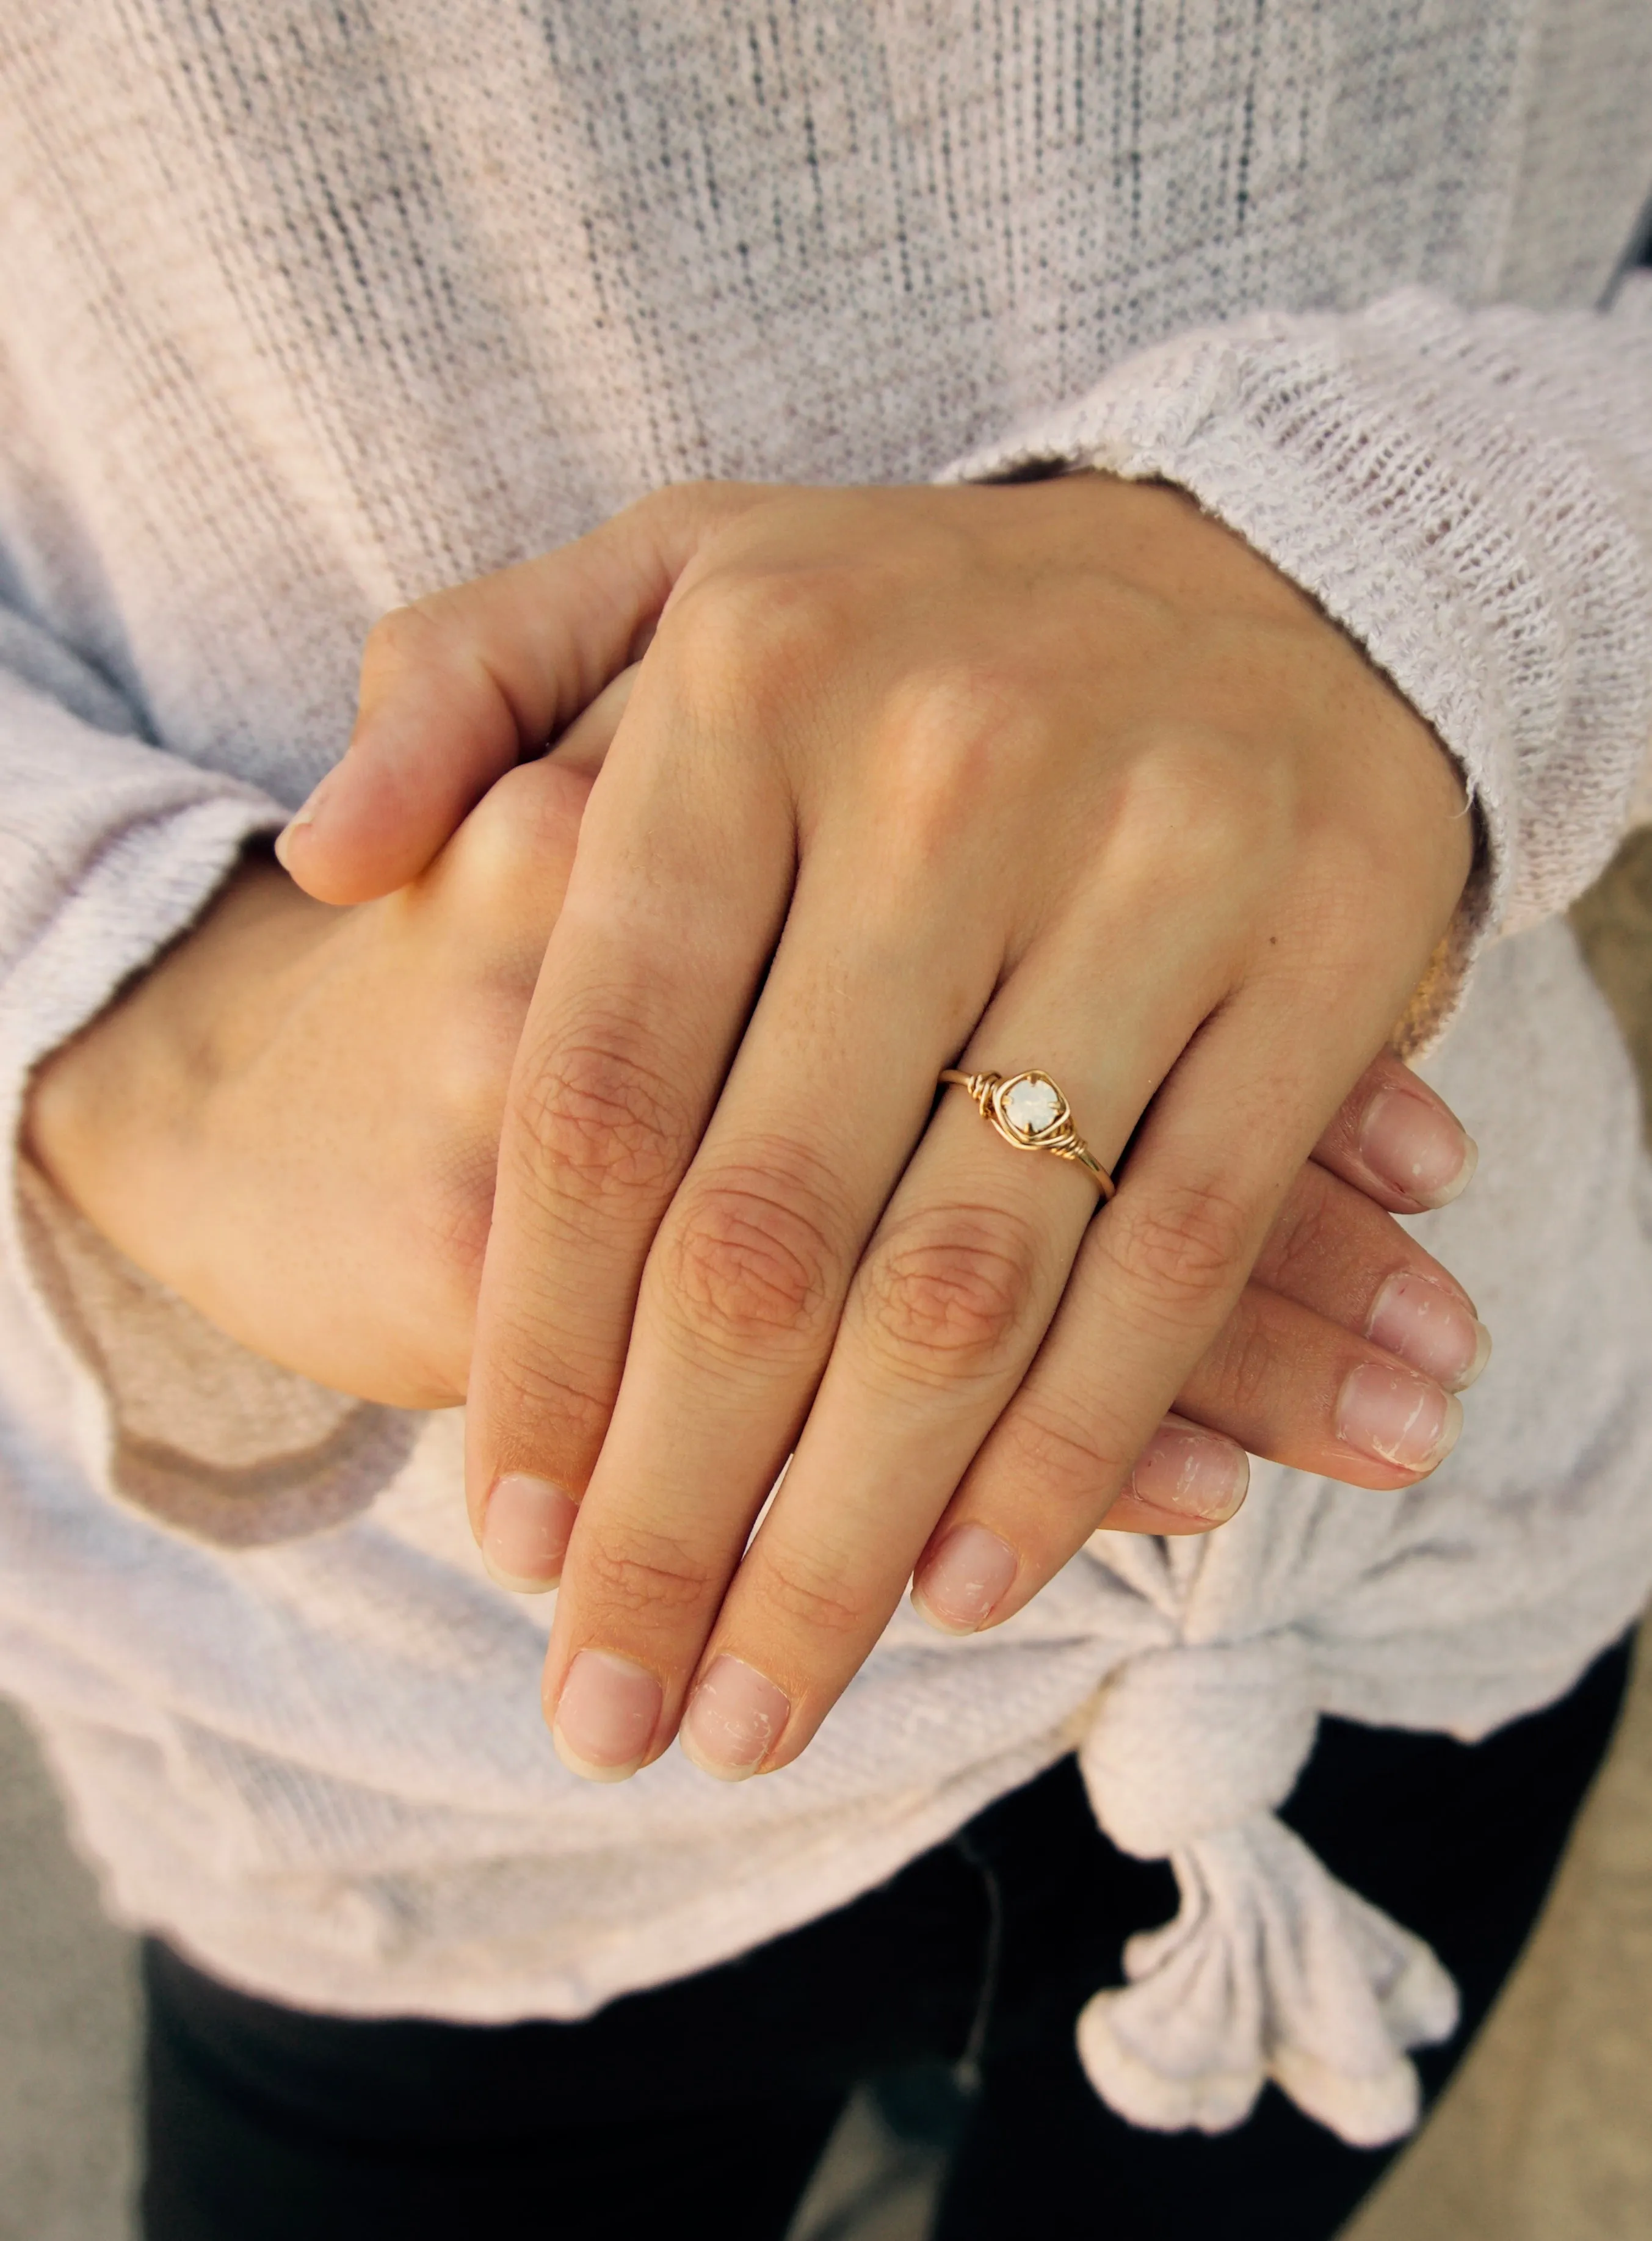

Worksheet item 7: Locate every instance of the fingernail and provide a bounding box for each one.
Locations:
[272,778,330,871]
[552,1649,662,1783]
[912,1523,1019,1635]
[680,1656,791,1781]
[1366,1273,1492,1392]
[480,1473,578,1591]
[1129,1421,1250,1522]
[1359,1086,1479,1208]
[1336,1361,1463,1472]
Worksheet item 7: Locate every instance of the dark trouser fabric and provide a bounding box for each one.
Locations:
[142,1635,1631,2241]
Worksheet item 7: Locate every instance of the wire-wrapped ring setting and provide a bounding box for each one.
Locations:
[938,1069,1115,1200]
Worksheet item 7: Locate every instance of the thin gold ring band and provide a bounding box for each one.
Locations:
[939,1069,1116,1201]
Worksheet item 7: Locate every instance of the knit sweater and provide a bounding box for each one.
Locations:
[4,0,1652,2149]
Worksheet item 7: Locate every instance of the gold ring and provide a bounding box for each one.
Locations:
[939,1069,1115,1200]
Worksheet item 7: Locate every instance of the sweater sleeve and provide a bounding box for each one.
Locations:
[0,604,283,1121]
[944,276,1652,1048]
[0,605,418,1546]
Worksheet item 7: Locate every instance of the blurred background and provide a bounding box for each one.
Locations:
[4,830,1651,2241]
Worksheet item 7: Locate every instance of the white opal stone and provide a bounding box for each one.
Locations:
[1002,1076,1060,1134]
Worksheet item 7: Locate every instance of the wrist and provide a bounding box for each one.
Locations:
[23,850,333,1251]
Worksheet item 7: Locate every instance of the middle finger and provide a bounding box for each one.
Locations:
[539,912,1200,1781]
[656,965,1208,1779]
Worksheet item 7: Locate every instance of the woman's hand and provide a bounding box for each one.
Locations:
[279,475,1477,1785]
[24,647,1477,1550]
[24,750,597,1406]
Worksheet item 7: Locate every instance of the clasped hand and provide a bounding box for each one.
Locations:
[279,473,1476,1783]
[30,474,1480,1786]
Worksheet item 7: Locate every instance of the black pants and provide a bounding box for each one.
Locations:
[142,1637,1631,2241]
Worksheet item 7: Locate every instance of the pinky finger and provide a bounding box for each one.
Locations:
[913,1259,1474,1635]
[1312,1049,1478,1215]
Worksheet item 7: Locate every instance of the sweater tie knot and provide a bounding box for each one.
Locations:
[1071,1630,1459,2145]
[1078,1634,1317,1857]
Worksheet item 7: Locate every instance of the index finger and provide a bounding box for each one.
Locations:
[462,665,794,1565]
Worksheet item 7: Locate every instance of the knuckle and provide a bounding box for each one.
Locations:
[486,1333,615,1471]
[358,599,444,692]
[874,662,1032,855]
[509,1018,694,1208]
[464,758,587,876]
[1117,727,1228,826]
[1106,1176,1255,1320]
[892,658,1024,748]
[656,1151,846,1363]
[668,562,853,710]
[752,1546,865,1639]
[578,1526,717,1621]
[856,1203,1043,1386]
[1109,730,1279,894]
[992,1396,1120,1511]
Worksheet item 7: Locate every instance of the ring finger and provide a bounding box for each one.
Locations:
[676,964,1461,1775]
[540,938,1203,1782]
[909,1006,1481,1642]
[661,985,1203,1781]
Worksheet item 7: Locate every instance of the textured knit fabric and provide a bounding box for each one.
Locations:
[3,0,1652,2151]
[134,1645,1636,2241]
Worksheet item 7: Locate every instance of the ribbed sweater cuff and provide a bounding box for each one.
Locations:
[1,793,281,1121]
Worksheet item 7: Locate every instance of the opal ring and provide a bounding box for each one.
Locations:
[938,1069,1115,1200]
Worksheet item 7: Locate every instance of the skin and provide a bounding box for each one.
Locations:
[24,687,1477,1438]
[244,471,1480,1787]
[26,755,594,1407]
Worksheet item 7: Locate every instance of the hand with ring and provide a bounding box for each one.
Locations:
[277,474,1479,1784]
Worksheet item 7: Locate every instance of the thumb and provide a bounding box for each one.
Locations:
[275,480,761,904]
